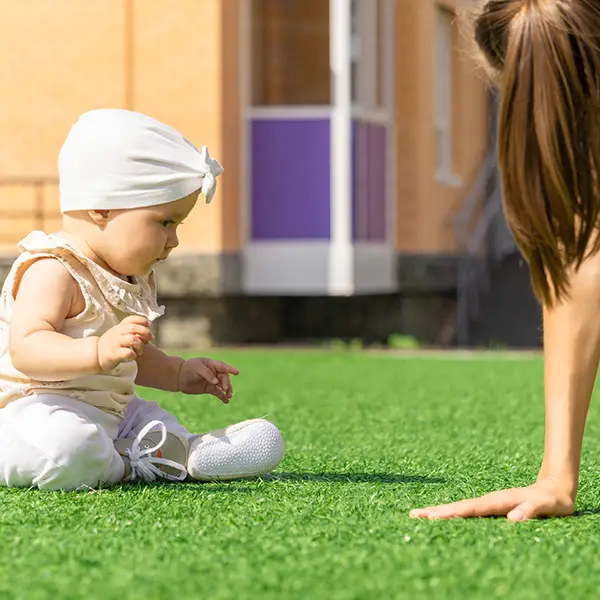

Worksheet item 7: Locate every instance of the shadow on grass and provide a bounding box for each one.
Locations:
[111,482,257,493]
[573,509,600,517]
[32,472,445,495]
[269,472,446,484]
[106,472,446,491]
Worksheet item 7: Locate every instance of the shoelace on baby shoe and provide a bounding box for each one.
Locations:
[124,420,188,483]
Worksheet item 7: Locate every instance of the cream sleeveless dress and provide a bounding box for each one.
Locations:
[0,231,164,418]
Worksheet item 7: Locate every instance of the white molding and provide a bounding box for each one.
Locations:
[329,0,354,295]
[384,0,397,251]
[435,7,454,176]
[243,242,331,295]
[353,242,397,294]
[243,241,398,295]
[350,106,390,125]
[246,106,332,120]
[239,0,251,253]
[435,170,463,188]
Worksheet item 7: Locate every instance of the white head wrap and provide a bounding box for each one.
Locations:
[58,108,224,213]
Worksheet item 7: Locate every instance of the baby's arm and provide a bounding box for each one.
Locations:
[9,258,151,381]
[135,343,183,392]
[136,343,238,403]
[9,258,100,381]
[410,250,600,520]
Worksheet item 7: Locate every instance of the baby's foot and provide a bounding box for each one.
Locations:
[114,420,189,483]
[187,419,284,482]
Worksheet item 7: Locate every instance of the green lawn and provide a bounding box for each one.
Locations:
[2,349,600,600]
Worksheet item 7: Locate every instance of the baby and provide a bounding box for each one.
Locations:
[0,108,284,490]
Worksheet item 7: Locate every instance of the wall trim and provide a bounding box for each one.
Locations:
[0,251,475,297]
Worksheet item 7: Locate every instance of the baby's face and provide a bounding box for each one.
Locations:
[93,191,199,276]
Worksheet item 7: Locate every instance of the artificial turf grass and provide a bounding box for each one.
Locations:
[1,350,600,600]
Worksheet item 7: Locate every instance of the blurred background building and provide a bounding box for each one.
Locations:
[0,0,541,348]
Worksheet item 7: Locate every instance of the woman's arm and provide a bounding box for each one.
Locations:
[410,252,600,520]
[538,255,600,497]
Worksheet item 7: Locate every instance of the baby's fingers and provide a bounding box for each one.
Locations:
[124,324,153,343]
[121,315,151,328]
[116,345,138,362]
[211,360,240,376]
[206,383,230,404]
[120,334,145,357]
[218,373,232,397]
[195,362,219,386]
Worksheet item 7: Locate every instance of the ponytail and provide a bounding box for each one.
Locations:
[467,0,600,306]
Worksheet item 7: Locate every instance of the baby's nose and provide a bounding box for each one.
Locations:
[167,232,179,250]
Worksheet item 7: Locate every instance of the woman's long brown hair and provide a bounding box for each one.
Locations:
[461,0,600,306]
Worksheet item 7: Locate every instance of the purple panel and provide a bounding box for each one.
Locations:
[352,121,387,242]
[251,119,330,240]
[352,122,369,241]
[368,124,386,241]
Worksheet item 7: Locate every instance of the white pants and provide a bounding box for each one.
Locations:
[0,393,192,491]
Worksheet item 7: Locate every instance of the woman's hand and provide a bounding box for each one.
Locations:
[410,476,575,521]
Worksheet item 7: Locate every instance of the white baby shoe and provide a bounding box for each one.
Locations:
[114,420,189,483]
[187,418,284,481]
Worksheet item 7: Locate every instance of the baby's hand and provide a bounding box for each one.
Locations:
[177,357,240,403]
[97,315,153,371]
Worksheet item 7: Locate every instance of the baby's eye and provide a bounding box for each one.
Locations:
[161,220,175,227]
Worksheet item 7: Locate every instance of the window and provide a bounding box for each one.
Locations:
[251,0,330,106]
[351,0,360,103]
[435,7,454,178]
[351,0,386,110]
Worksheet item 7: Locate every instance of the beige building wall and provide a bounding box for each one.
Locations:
[0,0,489,258]
[0,0,126,249]
[0,0,240,254]
[395,0,489,253]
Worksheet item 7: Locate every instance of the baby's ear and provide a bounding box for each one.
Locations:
[88,210,110,226]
